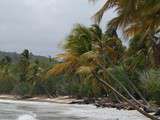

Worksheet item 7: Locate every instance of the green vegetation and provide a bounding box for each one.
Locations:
[48,23,160,104]
[140,69,160,104]
[48,1,159,119]
[0,50,57,97]
[0,0,159,119]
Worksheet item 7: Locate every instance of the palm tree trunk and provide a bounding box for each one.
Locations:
[93,72,159,120]
[153,42,160,68]
[98,63,147,108]
[121,65,150,106]
[99,47,149,108]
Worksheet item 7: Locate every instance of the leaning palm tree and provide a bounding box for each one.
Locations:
[48,24,97,97]
[48,24,123,96]
[49,24,143,103]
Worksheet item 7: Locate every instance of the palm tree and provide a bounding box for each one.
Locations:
[49,24,140,100]
[49,24,92,75]
[18,49,30,82]
[0,56,12,79]
[48,24,97,97]
[90,0,160,67]
[48,24,110,96]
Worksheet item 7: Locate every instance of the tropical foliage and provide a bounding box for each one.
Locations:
[90,0,160,68]
[48,24,147,101]
[140,69,160,104]
[0,50,60,97]
[48,22,160,119]
[0,1,159,119]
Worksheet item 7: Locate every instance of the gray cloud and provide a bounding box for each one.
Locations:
[0,0,116,56]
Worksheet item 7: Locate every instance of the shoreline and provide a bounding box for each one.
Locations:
[0,94,148,110]
[0,94,159,118]
[0,95,158,112]
[0,96,150,120]
[0,95,83,104]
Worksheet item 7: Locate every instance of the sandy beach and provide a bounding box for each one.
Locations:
[0,95,81,104]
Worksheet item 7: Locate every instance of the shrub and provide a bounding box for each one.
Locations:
[15,82,31,96]
[140,69,160,104]
[0,79,14,94]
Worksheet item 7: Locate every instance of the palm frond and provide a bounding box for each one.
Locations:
[48,63,70,76]
[76,66,95,75]
[93,0,118,24]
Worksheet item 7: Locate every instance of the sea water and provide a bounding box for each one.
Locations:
[0,99,149,120]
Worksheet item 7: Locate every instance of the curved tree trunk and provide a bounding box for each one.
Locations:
[93,72,159,120]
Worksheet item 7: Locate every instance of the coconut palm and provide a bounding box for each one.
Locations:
[49,24,141,99]
[49,24,123,75]
[90,0,160,67]
[48,24,98,97]
[49,24,92,75]
[48,24,121,96]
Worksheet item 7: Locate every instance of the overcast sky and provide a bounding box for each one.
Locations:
[0,0,116,56]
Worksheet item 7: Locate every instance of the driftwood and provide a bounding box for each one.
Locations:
[155,109,160,116]
[93,72,160,120]
[95,99,145,110]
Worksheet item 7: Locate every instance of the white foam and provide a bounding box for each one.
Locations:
[17,114,37,120]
